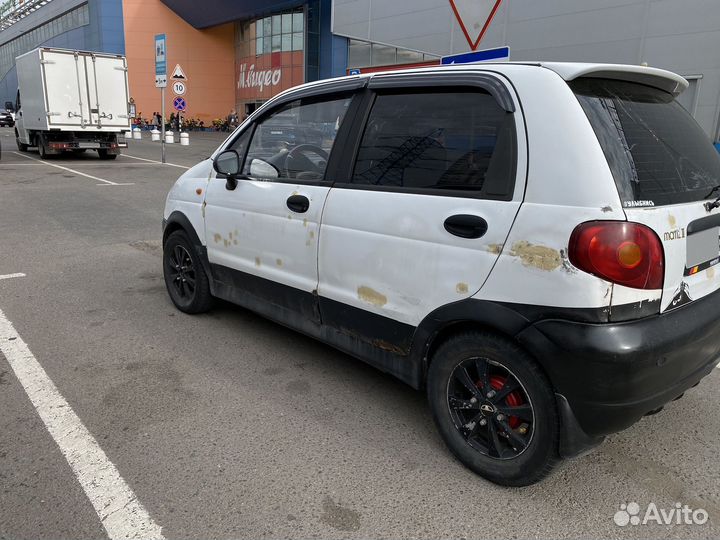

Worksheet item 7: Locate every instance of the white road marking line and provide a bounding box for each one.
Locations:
[0,273,26,280]
[0,307,164,540]
[11,152,133,186]
[119,154,190,170]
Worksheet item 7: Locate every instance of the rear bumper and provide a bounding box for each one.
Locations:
[517,290,720,440]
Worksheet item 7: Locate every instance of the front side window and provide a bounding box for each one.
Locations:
[242,95,351,181]
[351,90,517,198]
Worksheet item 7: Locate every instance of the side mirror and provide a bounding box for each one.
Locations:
[213,149,241,190]
[214,149,240,176]
[249,158,279,180]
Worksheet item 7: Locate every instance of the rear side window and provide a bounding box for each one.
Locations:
[572,78,720,207]
[350,90,517,198]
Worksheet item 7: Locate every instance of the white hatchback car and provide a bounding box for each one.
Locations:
[163,63,720,486]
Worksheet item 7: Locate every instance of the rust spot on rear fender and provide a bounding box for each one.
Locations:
[509,241,562,271]
[456,282,469,294]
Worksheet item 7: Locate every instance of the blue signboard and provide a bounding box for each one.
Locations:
[441,46,510,65]
[173,97,187,112]
[155,34,167,88]
[348,68,361,75]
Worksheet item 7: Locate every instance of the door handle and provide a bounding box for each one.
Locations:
[444,214,488,239]
[287,194,310,213]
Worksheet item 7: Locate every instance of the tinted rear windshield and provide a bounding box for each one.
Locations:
[572,78,720,207]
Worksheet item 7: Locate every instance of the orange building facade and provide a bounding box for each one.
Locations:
[122,0,235,125]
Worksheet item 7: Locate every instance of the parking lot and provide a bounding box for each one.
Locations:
[0,124,719,539]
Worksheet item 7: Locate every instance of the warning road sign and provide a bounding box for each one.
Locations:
[171,64,187,80]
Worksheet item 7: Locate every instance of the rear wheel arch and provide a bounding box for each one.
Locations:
[413,299,548,385]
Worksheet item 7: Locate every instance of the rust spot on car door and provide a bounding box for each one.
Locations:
[357,286,387,307]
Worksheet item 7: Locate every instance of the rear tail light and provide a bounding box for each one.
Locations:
[569,221,664,289]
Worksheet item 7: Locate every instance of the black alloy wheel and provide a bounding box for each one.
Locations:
[447,356,534,459]
[162,230,213,314]
[427,331,559,486]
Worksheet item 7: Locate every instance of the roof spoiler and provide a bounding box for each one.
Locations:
[541,63,689,97]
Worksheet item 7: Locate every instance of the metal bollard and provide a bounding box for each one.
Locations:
[132,128,142,140]
[165,130,174,144]
[151,129,161,142]
[180,132,189,146]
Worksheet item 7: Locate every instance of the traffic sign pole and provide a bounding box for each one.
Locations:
[155,33,167,163]
[161,87,166,163]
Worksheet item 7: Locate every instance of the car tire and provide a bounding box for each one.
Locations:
[427,331,559,486]
[98,149,117,160]
[163,230,213,314]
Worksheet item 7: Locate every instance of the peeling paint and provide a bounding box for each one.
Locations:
[309,231,315,239]
[195,188,203,196]
[560,249,577,274]
[276,259,283,267]
[372,339,406,355]
[357,286,387,307]
[213,233,222,243]
[303,218,308,227]
[668,214,677,228]
[255,257,261,267]
[509,241,562,271]
[487,243,503,255]
[601,205,613,213]
[456,282,469,294]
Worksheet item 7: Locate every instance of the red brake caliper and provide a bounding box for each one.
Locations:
[479,375,524,429]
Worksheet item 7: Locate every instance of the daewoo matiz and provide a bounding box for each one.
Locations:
[163,62,720,486]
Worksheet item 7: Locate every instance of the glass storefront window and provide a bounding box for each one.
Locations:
[282,13,292,34]
[292,32,304,51]
[292,12,304,33]
[371,44,396,66]
[348,39,371,68]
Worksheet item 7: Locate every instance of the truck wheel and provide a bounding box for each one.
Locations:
[15,132,28,152]
[427,331,560,486]
[163,230,213,314]
[98,150,117,160]
[37,138,50,160]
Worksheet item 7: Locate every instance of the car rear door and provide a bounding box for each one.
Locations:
[317,72,527,352]
[573,77,720,313]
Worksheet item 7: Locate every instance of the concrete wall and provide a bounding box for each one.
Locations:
[332,0,720,140]
[122,0,235,124]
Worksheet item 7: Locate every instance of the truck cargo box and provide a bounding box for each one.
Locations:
[16,48,130,132]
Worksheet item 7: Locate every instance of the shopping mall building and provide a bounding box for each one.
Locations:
[1,0,719,139]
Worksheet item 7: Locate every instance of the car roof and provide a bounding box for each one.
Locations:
[287,61,689,99]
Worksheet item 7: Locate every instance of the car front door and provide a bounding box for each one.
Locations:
[203,92,354,324]
[317,74,527,352]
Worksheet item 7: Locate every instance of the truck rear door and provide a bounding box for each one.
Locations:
[85,54,129,129]
[41,49,89,128]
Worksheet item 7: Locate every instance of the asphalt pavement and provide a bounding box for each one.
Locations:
[0,125,718,540]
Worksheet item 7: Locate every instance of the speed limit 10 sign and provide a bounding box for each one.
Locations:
[172,81,186,96]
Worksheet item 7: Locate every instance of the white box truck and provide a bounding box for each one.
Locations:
[14,47,130,160]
